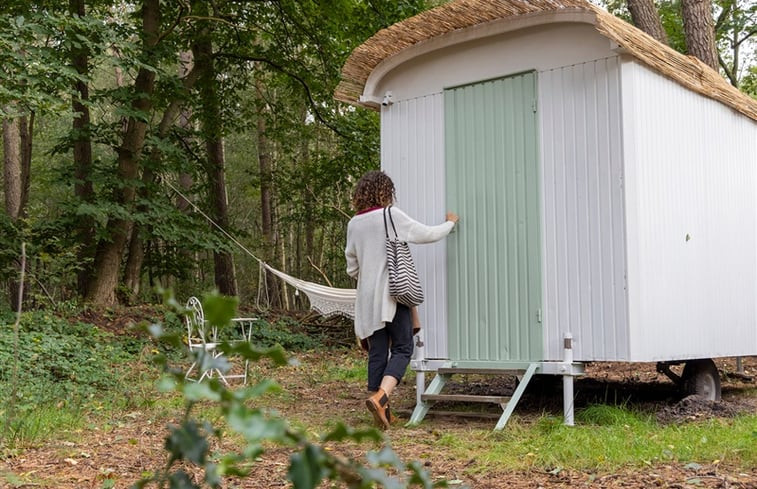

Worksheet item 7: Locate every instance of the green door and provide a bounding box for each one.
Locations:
[445,72,542,363]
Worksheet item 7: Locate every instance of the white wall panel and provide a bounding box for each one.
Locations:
[623,61,757,361]
[372,23,615,105]
[539,57,630,361]
[381,93,449,360]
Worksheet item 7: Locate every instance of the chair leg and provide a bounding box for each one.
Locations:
[185,361,198,381]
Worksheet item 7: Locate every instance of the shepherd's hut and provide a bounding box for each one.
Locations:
[335,0,757,428]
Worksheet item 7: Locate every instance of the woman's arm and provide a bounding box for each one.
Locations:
[390,207,457,244]
[345,228,359,278]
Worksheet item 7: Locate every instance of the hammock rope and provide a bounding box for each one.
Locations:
[166,181,356,318]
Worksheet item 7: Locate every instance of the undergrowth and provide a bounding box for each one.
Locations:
[0,309,161,449]
[248,316,324,351]
[0,307,330,451]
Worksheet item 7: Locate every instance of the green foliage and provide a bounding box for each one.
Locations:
[0,309,149,448]
[0,311,133,402]
[740,65,757,97]
[138,290,444,489]
[248,317,323,351]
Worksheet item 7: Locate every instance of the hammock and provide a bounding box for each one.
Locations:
[168,181,356,319]
[262,264,356,319]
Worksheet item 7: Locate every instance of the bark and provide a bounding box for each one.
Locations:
[627,0,669,45]
[176,51,195,214]
[256,94,281,307]
[301,107,313,281]
[85,0,160,306]
[175,52,196,285]
[3,118,23,220]
[18,114,31,214]
[122,219,145,299]
[681,0,719,70]
[192,12,237,296]
[70,0,96,295]
[122,52,201,297]
[3,113,31,312]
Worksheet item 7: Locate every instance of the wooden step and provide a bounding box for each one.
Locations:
[395,408,502,420]
[437,368,523,376]
[421,394,511,404]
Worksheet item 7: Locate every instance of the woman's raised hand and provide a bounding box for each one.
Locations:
[446,212,459,224]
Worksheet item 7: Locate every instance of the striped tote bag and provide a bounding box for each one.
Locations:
[384,206,424,307]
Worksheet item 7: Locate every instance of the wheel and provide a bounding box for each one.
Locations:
[681,359,721,401]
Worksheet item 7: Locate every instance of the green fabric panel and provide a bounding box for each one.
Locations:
[445,72,543,362]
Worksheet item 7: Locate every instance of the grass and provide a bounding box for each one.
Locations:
[1,404,86,452]
[319,353,367,383]
[2,308,756,484]
[403,404,757,474]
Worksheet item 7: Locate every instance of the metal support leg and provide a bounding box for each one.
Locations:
[494,363,538,430]
[563,332,575,426]
[406,372,450,427]
[415,371,425,406]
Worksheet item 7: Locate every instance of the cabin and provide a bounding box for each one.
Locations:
[335,0,757,428]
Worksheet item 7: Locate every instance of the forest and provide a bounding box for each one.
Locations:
[0,0,439,312]
[0,1,756,487]
[0,0,755,313]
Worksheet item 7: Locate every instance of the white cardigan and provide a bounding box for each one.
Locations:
[345,207,455,339]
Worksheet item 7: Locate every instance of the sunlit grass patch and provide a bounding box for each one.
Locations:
[317,354,367,384]
[459,406,757,473]
[0,404,85,450]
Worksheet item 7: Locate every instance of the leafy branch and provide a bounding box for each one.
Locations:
[135,290,445,489]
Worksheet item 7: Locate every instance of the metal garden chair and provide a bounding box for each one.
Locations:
[184,296,256,386]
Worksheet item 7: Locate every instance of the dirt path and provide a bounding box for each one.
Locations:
[2,354,756,488]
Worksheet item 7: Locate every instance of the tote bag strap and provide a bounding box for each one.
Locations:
[383,206,399,239]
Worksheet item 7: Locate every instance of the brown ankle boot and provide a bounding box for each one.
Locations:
[366,389,391,429]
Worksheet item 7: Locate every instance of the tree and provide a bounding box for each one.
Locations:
[190,1,237,297]
[627,0,669,43]
[0,0,435,310]
[2,114,29,311]
[682,0,719,70]
[85,0,164,305]
[69,0,96,295]
[715,0,757,88]
[621,0,753,80]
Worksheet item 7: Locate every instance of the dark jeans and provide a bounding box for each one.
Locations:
[367,304,414,392]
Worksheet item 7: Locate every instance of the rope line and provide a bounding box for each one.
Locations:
[166,180,264,265]
[165,179,356,318]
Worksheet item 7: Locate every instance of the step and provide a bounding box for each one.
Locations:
[421,394,511,404]
[437,368,523,376]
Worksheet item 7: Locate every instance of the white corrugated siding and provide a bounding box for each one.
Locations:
[539,57,630,361]
[381,93,449,359]
[622,61,757,361]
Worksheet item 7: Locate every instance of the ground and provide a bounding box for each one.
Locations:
[2,340,756,488]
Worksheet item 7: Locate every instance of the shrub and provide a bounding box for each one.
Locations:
[0,310,141,409]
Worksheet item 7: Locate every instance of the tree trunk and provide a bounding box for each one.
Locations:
[627,0,669,45]
[70,0,96,296]
[3,114,26,312]
[256,94,280,307]
[122,52,200,298]
[681,0,718,70]
[85,0,160,306]
[4,118,23,221]
[18,114,32,215]
[122,220,144,300]
[192,10,237,297]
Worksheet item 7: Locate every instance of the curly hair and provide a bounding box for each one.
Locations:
[351,170,395,211]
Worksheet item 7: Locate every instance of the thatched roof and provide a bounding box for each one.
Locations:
[335,0,757,122]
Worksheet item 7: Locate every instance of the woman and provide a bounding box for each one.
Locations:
[345,170,459,429]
